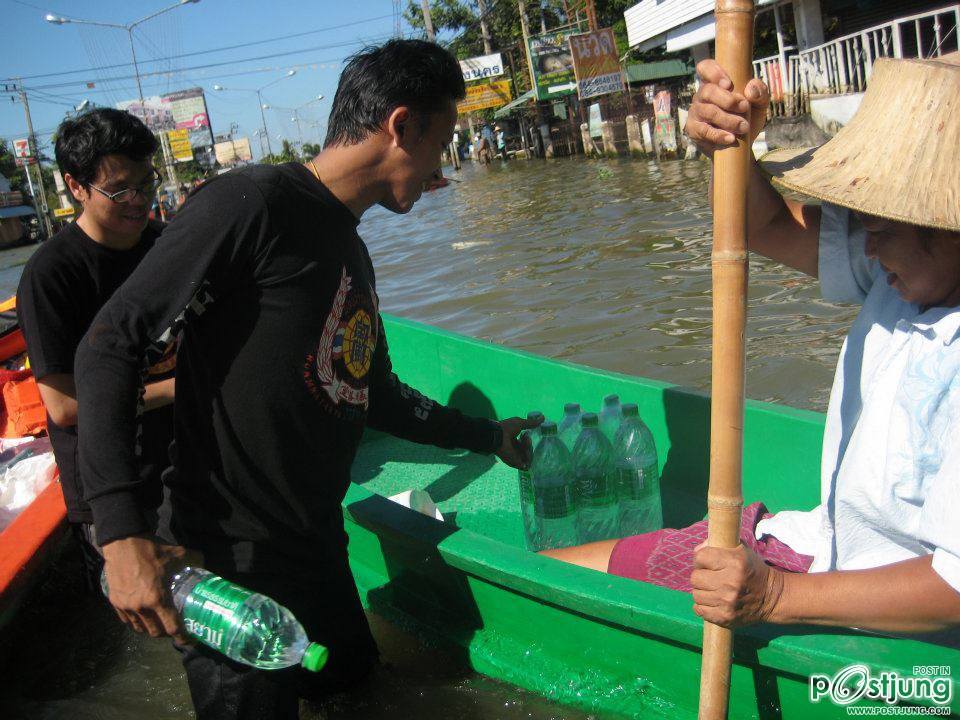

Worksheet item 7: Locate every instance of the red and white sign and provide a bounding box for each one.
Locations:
[13,138,30,158]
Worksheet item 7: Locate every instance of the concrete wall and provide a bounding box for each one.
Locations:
[809,93,864,135]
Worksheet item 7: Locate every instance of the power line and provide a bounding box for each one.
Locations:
[7,13,395,82]
[22,35,393,92]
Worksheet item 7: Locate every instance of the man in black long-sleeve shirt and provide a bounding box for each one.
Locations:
[75,40,535,719]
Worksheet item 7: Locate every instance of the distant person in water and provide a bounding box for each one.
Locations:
[543,53,960,637]
[75,40,537,720]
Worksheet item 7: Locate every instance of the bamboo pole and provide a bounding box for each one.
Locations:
[699,1,755,719]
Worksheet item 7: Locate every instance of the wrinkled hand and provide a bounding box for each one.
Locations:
[495,415,544,470]
[690,542,784,628]
[101,535,203,644]
[684,59,771,158]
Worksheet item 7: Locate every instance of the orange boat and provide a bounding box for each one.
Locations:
[0,296,68,630]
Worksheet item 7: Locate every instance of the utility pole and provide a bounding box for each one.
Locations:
[420,0,435,41]
[518,0,548,157]
[14,79,53,237]
[477,0,493,54]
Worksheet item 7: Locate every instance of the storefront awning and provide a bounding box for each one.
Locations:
[493,89,537,119]
[0,206,36,220]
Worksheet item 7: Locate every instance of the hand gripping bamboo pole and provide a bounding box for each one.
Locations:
[699,1,755,719]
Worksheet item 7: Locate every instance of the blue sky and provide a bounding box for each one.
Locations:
[1,0,409,158]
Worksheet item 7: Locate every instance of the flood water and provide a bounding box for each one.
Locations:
[0,157,858,719]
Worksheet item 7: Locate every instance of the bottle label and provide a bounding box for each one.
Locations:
[534,481,575,519]
[577,471,612,507]
[182,575,254,651]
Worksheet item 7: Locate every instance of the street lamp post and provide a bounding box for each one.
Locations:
[45,1,202,111]
[213,70,296,158]
[281,95,324,147]
[46,1,202,200]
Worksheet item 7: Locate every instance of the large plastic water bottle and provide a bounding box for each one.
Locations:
[102,567,329,672]
[599,394,622,441]
[612,403,663,535]
[571,413,619,543]
[557,402,582,449]
[518,411,545,549]
[530,421,578,551]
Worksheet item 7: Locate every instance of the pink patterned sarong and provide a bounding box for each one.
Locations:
[606,502,813,592]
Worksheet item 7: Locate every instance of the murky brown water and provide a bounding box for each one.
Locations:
[0,157,858,719]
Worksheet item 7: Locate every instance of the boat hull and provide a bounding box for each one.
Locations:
[343,315,959,719]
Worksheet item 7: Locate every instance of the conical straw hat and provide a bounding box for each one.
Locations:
[760,53,960,232]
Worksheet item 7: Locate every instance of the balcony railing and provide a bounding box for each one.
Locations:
[796,4,960,96]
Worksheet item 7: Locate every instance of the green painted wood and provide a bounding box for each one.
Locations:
[343,314,959,718]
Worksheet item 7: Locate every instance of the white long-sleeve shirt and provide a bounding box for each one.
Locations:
[756,204,960,593]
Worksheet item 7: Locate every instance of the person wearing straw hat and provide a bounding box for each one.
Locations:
[543,53,960,636]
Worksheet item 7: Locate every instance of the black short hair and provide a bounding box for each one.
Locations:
[324,40,466,148]
[55,108,158,186]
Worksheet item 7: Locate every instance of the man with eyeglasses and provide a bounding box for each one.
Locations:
[17,108,176,592]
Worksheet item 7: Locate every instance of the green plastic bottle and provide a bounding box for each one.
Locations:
[571,413,619,543]
[599,393,622,442]
[518,411,545,548]
[612,403,662,535]
[103,567,329,672]
[530,421,577,550]
[557,402,583,450]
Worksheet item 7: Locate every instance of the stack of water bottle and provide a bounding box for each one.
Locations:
[518,394,663,552]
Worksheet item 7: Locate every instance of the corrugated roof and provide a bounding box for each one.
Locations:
[625,59,695,83]
[493,89,537,118]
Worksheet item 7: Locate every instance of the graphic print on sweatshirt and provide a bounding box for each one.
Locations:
[304,265,379,422]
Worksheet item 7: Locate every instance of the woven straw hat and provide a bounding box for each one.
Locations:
[760,52,960,232]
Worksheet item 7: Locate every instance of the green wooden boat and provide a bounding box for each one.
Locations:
[343,315,959,719]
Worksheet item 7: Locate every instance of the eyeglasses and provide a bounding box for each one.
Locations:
[88,168,162,204]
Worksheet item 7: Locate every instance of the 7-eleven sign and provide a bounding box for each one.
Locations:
[13,138,31,158]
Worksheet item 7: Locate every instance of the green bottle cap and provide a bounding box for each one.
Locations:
[581,412,598,427]
[622,403,639,417]
[563,402,581,414]
[527,411,544,421]
[301,642,329,672]
[603,394,620,406]
[540,421,557,436]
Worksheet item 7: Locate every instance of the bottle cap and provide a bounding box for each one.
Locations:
[563,402,581,414]
[603,394,620,406]
[581,412,598,427]
[622,403,639,417]
[527,411,544,421]
[301,642,329,672]
[540,421,557,436]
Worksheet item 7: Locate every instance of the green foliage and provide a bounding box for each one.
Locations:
[261,139,301,165]
[301,142,323,158]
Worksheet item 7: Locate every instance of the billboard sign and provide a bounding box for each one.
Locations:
[528,30,578,101]
[456,80,513,115]
[569,27,624,100]
[167,129,194,162]
[214,137,254,166]
[459,52,504,82]
[118,87,214,150]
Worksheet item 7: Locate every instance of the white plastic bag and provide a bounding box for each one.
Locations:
[0,452,57,533]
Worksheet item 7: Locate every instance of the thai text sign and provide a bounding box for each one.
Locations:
[167,129,194,162]
[460,53,504,82]
[456,80,513,115]
[528,30,578,101]
[569,28,623,100]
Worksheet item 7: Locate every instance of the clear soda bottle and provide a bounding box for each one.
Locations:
[518,411,545,549]
[599,394,622,441]
[571,413,619,543]
[612,403,663,535]
[102,567,329,672]
[557,402,582,450]
[530,421,578,550]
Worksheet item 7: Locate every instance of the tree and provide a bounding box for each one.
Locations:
[301,142,322,158]
[0,140,28,194]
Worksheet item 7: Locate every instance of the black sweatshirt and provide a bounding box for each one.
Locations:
[17,219,174,524]
[75,163,501,572]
